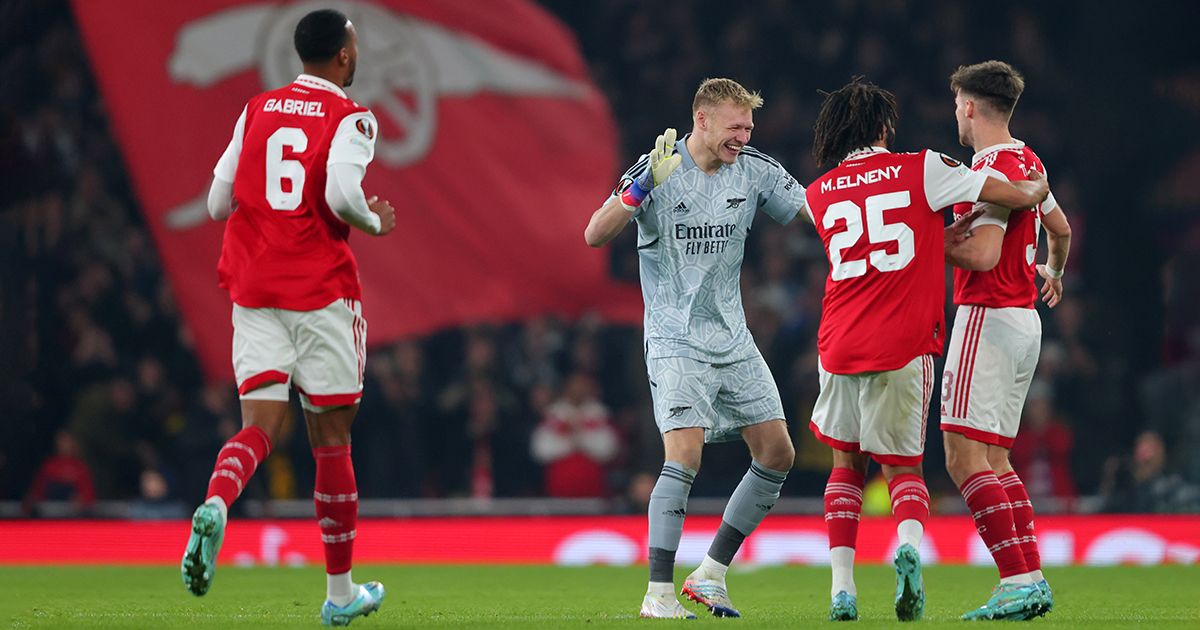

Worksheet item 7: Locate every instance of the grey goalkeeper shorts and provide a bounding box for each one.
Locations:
[646,347,786,443]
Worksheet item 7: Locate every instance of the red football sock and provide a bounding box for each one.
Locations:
[999,471,1041,572]
[824,468,865,549]
[314,445,358,576]
[206,425,271,508]
[888,473,930,525]
[960,471,1028,578]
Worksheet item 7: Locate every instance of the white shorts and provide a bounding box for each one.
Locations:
[808,354,934,466]
[232,298,366,412]
[647,349,786,444]
[940,305,1040,448]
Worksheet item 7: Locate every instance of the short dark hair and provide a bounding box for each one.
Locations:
[294,9,350,63]
[949,60,1025,118]
[812,77,899,168]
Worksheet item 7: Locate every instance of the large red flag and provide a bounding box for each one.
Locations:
[72,0,641,381]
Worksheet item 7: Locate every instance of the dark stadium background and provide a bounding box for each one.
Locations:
[1,0,1197,530]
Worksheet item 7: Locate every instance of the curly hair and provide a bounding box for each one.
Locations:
[812,77,899,168]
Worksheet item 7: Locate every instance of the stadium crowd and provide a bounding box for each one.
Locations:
[2,0,1197,515]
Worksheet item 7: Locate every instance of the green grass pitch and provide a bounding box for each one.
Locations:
[1,565,1196,628]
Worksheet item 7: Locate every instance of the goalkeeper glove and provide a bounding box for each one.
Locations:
[620,128,683,211]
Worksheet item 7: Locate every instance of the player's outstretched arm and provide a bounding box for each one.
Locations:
[585,128,682,247]
[1037,203,1072,307]
[584,196,635,247]
[978,168,1049,210]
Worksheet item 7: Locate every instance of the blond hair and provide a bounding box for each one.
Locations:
[692,78,763,112]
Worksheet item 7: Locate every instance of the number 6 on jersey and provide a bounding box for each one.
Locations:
[266,127,308,211]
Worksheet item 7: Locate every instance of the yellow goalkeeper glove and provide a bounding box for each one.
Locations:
[620,128,683,209]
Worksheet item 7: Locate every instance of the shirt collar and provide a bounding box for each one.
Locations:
[972,139,1025,166]
[678,133,698,171]
[294,74,346,98]
[842,146,890,162]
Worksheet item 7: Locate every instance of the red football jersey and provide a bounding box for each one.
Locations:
[952,141,1055,309]
[216,75,373,311]
[807,148,988,374]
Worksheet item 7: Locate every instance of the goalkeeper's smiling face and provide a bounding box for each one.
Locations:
[694,101,754,166]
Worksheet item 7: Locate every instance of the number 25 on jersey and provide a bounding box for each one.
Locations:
[823,191,915,281]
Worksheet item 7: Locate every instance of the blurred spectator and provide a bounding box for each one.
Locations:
[173,384,239,503]
[66,376,142,498]
[1101,431,1200,513]
[127,468,186,520]
[357,341,435,498]
[1009,381,1077,503]
[22,429,94,516]
[530,373,619,498]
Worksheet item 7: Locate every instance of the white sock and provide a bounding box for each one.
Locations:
[1000,572,1035,586]
[830,546,856,597]
[204,496,228,525]
[697,554,729,581]
[646,581,675,597]
[1030,569,1045,583]
[327,571,354,606]
[897,519,923,550]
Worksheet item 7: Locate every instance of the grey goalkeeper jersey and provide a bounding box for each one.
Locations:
[610,136,807,363]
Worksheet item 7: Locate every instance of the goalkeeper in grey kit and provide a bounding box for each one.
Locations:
[584,78,810,619]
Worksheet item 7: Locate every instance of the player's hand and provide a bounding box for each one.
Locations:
[639,128,683,189]
[618,128,683,211]
[368,195,395,235]
[945,207,985,246]
[1025,168,1050,204]
[1036,264,1064,308]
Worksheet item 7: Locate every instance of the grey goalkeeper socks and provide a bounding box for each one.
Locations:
[647,461,696,583]
[708,460,787,566]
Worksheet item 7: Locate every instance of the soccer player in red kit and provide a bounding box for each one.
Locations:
[804,78,1048,622]
[180,9,395,626]
[942,61,1073,621]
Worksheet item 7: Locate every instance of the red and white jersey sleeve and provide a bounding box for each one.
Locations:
[923,149,988,211]
[327,111,378,168]
[217,74,372,312]
[952,141,1050,309]
[807,148,987,374]
[214,106,247,183]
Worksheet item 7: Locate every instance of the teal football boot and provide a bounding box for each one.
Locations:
[961,582,1041,621]
[1034,579,1054,616]
[181,502,225,596]
[322,581,385,626]
[893,543,925,621]
[829,591,858,621]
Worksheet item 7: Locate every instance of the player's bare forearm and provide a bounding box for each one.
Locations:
[1042,205,1072,273]
[945,235,989,270]
[1035,205,1071,307]
[584,197,633,247]
[978,170,1049,210]
[946,223,1003,271]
